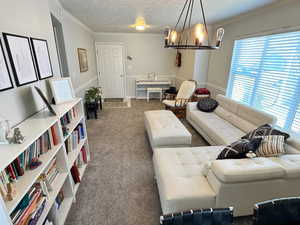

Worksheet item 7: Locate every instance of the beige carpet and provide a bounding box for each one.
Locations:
[65,100,252,225]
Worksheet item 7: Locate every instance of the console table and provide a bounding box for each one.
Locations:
[135,79,172,99]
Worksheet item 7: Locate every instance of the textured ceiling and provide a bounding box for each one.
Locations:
[59,0,279,33]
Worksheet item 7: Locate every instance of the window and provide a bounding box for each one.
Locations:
[227,31,300,134]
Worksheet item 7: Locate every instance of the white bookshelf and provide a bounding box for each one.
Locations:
[0,98,90,225]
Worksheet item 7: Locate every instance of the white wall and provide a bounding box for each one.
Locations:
[48,0,98,98]
[0,0,98,126]
[94,33,177,97]
[0,0,61,126]
[207,0,300,97]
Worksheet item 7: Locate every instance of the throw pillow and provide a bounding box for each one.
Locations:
[256,135,286,157]
[197,98,218,112]
[217,138,262,160]
[242,124,290,140]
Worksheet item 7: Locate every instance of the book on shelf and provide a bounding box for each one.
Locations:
[0,125,59,202]
[76,146,88,168]
[64,123,85,154]
[70,164,81,184]
[60,108,78,127]
[10,184,46,225]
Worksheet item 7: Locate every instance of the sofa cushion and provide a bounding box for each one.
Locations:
[197,98,218,112]
[236,103,276,127]
[189,110,245,145]
[257,135,286,157]
[270,154,300,178]
[217,138,263,160]
[216,95,239,114]
[153,146,224,214]
[242,124,290,140]
[215,106,257,133]
[211,158,285,183]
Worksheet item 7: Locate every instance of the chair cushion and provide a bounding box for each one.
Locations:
[189,110,245,145]
[176,80,196,100]
[211,158,286,183]
[256,135,286,157]
[153,146,224,214]
[162,100,175,107]
[217,138,263,160]
[197,98,219,112]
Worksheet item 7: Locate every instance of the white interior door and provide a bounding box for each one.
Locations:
[97,44,125,99]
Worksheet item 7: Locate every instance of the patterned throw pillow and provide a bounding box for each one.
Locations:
[197,98,218,112]
[242,124,290,140]
[217,138,262,160]
[256,135,286,157]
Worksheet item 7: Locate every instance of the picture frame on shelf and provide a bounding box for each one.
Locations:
[77,48,88,73]
[49,77,75,104]
[3,33,38,87]
[34,86,57,115]
[30,38,53,80]
[0,38,13,92]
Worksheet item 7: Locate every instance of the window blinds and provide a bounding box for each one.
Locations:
[227,31,300,134]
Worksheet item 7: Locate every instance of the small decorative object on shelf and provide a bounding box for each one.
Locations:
[6,183,17,201]
[10,128,25,144]
[0,117,10,144]
[29,159,42,170]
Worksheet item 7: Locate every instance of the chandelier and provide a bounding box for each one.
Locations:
[164,0,224,50]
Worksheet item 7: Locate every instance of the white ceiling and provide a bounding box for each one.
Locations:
[59,0,280,33]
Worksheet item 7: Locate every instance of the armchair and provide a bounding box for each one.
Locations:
[162,80,197,118]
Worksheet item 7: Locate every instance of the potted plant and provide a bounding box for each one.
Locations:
[85,87,102,103]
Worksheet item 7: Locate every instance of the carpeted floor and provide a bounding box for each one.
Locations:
[65,100,252,225]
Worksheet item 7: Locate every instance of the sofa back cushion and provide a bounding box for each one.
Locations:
[216,95,277,131]
[215,106,257,133]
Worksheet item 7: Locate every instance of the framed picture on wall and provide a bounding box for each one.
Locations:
[0,38,14,92]
[3,33,38,87]
[77,48,88,72]
[30,38,53,80]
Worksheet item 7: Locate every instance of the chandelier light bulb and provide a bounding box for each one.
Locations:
[170,30,178,45]
[195,24,205,46]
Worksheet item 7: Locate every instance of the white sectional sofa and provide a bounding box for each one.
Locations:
[187,94,276,145]
[152,94,300,217]
[153,144,300,216]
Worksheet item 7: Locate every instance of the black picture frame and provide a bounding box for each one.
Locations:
[0,38,14,92]
[3,33,38,87]
[30,38,53,80]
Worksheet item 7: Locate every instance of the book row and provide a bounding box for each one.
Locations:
[0,125,59,202]
[64,123,85,154]
[10,158,60,225]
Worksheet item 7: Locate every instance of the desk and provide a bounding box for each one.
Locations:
[135,79,172,99]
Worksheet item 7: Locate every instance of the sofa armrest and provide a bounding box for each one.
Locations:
[210,158,285,183]
[187,102,197,113]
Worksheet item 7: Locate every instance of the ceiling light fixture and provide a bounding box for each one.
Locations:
[164,0,224,50]
[130,17,150,31]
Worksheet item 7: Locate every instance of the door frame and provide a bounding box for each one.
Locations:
[95,42,127,100]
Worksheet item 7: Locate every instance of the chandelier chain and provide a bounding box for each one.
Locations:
[199,0,209,44]
[175,0,189,31]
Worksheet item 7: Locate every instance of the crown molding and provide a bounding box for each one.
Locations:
[53,0,94,34]
[212,0,297,28]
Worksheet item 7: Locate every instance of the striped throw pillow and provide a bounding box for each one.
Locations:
[256,135,285,157]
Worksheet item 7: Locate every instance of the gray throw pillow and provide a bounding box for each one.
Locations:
[242,124,290,140]
[197,98,218,112]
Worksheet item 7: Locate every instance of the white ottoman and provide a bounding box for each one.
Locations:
[144,110,192,149]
